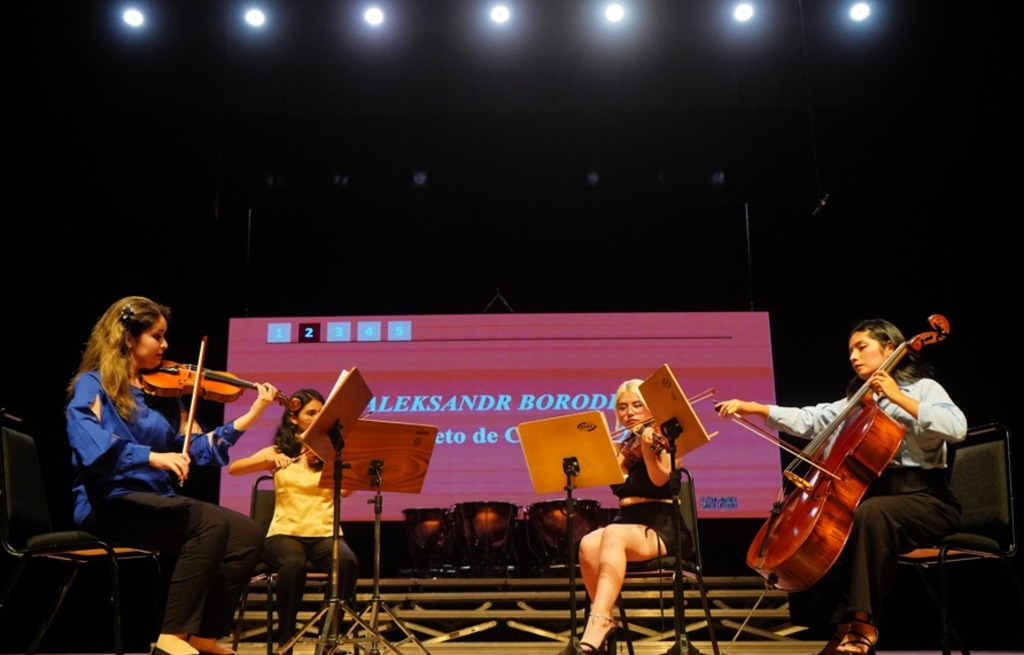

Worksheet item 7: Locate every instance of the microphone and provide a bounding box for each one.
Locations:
[811,193,830,217]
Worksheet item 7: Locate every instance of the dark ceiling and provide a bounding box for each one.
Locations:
[5,0,1015,464]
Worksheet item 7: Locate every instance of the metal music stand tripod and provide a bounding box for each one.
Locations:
[333,418,438,655]
[639,364,718,655]
[516,411,625,654]
[284,368,381,655]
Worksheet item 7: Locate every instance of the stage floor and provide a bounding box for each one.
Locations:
[43,648,1024,655]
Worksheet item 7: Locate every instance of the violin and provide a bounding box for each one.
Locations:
[619,419,670,468]
[141,360,297,409]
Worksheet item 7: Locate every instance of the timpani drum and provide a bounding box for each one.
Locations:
[402,507,454,575]
[525,499,602,569]
[450,501,520,575]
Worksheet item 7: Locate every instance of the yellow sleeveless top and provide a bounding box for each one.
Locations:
[266,458,337,538]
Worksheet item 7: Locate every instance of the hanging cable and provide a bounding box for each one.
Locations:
[798,0,829,216]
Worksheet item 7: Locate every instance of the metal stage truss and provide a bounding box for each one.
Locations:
[233,574,807,652]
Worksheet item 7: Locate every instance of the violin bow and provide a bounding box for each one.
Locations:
[178,335,209,485]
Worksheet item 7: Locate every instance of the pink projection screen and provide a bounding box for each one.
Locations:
[222,312,780,521]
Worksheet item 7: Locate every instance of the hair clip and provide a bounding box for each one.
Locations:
[119,304,134,324]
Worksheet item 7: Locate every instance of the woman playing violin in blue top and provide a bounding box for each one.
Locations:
[66,295,280,655]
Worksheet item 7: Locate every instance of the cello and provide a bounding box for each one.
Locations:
[741,314,950,592]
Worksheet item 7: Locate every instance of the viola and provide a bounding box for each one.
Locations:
[141,360,297,409]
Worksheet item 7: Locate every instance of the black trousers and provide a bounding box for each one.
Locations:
[262,534,359,645]
[84,492,264,638]
[792,467,960,627]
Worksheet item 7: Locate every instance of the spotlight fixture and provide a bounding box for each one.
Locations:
[490,4,511,25]
[733,2,754,22]
[244,8,267,28]
[364,6,385,26]
[122,8,144,28]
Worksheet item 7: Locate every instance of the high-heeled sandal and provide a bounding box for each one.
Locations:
[812,622,851,655]
[836,619,878,655]
[579,612,617,654]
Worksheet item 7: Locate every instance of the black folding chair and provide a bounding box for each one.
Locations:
[898,423,1023,655]
[0,426,161,655]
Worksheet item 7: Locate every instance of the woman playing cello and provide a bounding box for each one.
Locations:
[714,318,967,655]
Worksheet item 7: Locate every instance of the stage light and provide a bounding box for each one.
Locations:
[122,7,144,28]
[849,2,871,22]
[490,4,511,25]
[733,2,754,22]
[364,6,385,26]
[604,3,625,24]
[244,7,266,28]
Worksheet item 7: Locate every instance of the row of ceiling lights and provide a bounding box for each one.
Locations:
[120,1,874,31]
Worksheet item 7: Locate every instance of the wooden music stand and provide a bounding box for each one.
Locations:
[282,368,418,655]
[639,364,715,655]
[334,418,439,655]
[319,418,437,494]
[639,363,717,457]
[516,410,625,654]
[301,368,372,465]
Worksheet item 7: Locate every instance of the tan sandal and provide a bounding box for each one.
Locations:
[812,622,850,655]
[836,619,878,655]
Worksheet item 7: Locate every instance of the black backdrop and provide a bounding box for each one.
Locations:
[2,0,1020,651]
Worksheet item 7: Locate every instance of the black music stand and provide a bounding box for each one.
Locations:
[329,417,438,655]
[284,368,380,655]
[516,410,625,654]
[639,364,715,655]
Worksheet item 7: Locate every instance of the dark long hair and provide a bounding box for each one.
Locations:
[273,388,325,463]
[845,318,933,397]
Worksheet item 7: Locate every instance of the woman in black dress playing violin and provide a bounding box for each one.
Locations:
[715,318,967,655]
[562,379,695,655]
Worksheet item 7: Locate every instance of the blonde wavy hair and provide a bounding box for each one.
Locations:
[67,295,172,421]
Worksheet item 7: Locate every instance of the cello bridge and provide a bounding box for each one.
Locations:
[783,470,812,492]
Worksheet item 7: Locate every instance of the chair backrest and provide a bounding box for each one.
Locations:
[677,467,704,570]
[950,423,1015,554]
[625,467,703,573]
[1,426,55,552]
[250,474,276,535]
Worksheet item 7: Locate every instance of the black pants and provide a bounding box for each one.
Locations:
[262,534,359,646]
[792,467,960,627]
[84,492,264,638]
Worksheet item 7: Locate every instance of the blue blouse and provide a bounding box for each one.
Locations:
[66,370,244,524]
[765,378,967,470]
